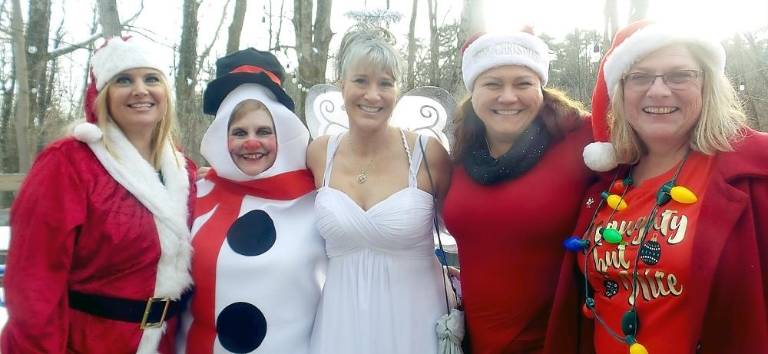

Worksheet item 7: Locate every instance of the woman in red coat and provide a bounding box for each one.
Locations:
[1,37,196,354]
[546,20,768,354]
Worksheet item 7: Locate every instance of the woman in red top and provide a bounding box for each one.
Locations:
[546,20,768,354]
[442,30,594,353]
[1,37,196,354]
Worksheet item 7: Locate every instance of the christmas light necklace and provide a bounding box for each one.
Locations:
[564,150,698,354]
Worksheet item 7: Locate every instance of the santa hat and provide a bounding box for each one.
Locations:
[75,36,166,143]
[461,29,552,91]
[583,20,726,171]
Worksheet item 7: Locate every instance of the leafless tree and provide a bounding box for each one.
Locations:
[629,0,649,22]
[226,0,247,54]
[604,0,618,43]
[10,0,31,172]
[97,0,121,37]
[406,0,418,90]
[292,0,333,120]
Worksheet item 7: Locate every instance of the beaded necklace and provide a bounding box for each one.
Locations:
[564,150,698,354]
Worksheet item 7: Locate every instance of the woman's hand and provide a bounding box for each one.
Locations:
[196,166,211,181]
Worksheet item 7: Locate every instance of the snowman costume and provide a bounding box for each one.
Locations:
[179,77,326,353]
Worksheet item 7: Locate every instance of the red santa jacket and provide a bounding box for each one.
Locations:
[2,126,196,354]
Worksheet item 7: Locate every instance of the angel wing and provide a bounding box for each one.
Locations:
[304,84,455,151]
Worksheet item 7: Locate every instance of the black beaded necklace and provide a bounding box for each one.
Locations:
[564,150,698,354]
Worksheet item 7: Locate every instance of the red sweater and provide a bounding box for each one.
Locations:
[443,121,593,354]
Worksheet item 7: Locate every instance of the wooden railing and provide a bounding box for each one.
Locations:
[0,174,24,192]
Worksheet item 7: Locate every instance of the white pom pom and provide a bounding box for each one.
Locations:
[73,122,103,143]
[583,142,618,172]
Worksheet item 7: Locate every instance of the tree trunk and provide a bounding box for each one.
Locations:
[427,0,439,86]
[449,0,481,98]
[629,0,649,22]
[10,0,32,172]
[25,0,51,137]
[97,0,122,38]
[226,0,247,54]
[176,0,201,160]
[1,72,16,174]
[292,0,333,122]
[406,0,418,90]
[604,0,618,43]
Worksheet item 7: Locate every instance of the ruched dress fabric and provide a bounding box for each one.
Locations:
[310,133,446,354]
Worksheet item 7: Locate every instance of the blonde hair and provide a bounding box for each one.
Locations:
[95,72,179,169]
[336,25,401,84]
[608,44,747,164]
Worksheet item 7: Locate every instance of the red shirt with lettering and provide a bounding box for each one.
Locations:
[577,151,713,354]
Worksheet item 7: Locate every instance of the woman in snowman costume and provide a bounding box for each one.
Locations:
[178,48,326,354]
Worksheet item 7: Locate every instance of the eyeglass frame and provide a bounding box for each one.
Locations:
[621,69,704,91]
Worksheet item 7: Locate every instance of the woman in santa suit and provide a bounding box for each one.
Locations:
[1,37,196,354]
[178,48,326,354]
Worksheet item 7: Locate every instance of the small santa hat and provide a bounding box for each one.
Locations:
[583,20,726,172]
[461,28,552,91]
[76,36,165,143]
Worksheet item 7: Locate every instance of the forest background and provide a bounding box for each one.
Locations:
[0,0,767,210]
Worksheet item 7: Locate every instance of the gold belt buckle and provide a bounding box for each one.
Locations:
[140,297,171,329]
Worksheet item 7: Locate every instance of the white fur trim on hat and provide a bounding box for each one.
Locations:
[583,141,618,172]
[603,23,725,98]
[462,32,551,91]
[91,37,166,91]
[73,122,103,144]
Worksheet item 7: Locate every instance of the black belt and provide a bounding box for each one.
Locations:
[68,290,180,329]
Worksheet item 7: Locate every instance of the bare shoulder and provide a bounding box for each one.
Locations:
[425,137,451,177]
[416,135,452,200]
[307,135,332,183]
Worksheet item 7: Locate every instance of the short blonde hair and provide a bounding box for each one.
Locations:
[336,26,401,84]
[95,72,179,169]
[608,43,747,164]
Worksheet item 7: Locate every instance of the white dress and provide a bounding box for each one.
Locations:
[310,132,446,354]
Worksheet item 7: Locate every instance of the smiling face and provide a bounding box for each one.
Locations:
[341,62,397,131]
[471,65,544,146]
[622,44,703,149]
[227,103,278,176]
[106,68,168,138]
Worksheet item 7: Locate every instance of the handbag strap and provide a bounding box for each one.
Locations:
[418,137,461,312]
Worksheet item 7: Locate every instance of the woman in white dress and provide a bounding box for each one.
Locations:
[307,26,452,354]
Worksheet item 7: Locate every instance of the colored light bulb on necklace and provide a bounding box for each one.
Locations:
[563,236,589,252]
[601,191,628,211]
[670,185,697,204]
[629,342,649,354]
[600,227,622,244]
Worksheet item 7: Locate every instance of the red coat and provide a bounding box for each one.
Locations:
[1,133,196,354]
[544,129,768,354]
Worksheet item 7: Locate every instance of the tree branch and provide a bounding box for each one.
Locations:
[196,0,231,76]
[47,0,144,59]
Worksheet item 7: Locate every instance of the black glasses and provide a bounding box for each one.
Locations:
[622,69,703,91]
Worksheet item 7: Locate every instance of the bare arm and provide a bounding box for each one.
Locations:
[306,135,331,189]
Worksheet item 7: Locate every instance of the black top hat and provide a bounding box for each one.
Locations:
[203,48,295,115]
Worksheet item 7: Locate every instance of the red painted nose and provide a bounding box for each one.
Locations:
[242,138,263,150]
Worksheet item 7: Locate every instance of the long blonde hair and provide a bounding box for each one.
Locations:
[94,73,179,169]
[608,44,747,164]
